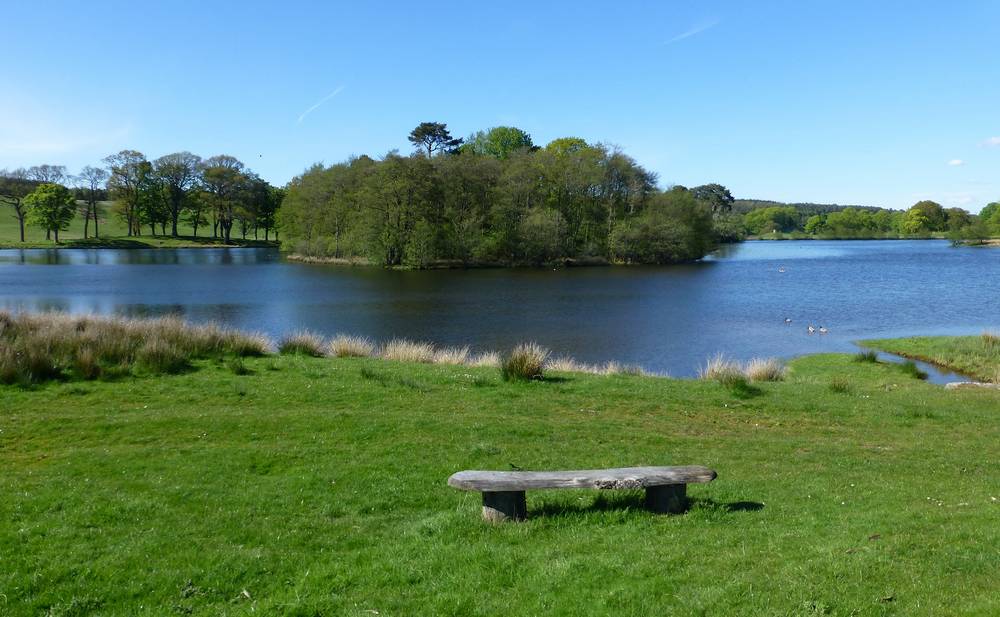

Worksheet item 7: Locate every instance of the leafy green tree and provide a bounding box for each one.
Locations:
[804,214,826,235]
[104,150,149,236]
[201,155,247,242]
[25,183,76,242]
[610,190,715,263]
[744,206,798,234]
[908,200,946,231]
[978,202,999,225]
[691,183,735,215]
[900,209,931,234]
[463,126,534,159]
[153,152,202,236]
[408,122,463,157]
[517,208,568,264]
[0,168,36,242]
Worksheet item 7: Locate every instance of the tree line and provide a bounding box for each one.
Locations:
[0,153,283,243]
[278,122,730,266]
[738,199,1000,241]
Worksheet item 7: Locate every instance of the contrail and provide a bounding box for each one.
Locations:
[663,19,719,45]
[296,86,345,125]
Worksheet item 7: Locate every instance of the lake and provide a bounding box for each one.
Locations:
[1,240,997,377]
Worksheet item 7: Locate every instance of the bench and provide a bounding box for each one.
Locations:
[447,465,717,522]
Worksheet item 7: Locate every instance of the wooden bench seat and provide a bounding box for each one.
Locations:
[448,466,717,522]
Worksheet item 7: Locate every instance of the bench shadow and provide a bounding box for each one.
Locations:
[530,493,765,518]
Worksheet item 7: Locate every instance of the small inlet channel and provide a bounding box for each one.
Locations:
[857,347,975,386]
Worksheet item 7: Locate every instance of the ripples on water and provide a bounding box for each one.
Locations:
[1,240,997,377]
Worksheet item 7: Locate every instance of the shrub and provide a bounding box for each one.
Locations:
[329,334,375,358]
[381,339,436,363]
[501,342,549,381]
[744,357,786,382]
[278,331,327,357]
[899,360,928,380]
[853,350,879,363]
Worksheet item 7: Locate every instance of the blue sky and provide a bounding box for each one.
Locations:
[3,1,999,211]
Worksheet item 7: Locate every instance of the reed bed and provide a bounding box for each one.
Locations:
[466,351,502,368]
[0,311,271,384]
[432,346,471,365]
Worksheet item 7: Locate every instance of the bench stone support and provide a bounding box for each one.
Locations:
[482,490,527,522]
[645,483,687,514]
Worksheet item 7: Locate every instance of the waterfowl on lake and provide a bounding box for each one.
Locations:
[784,317,792,324]
[808,325,816,333]
[819,326,828,334]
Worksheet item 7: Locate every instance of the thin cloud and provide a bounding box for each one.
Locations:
[663,19,720,45]
[947,159,964,166]
[296,86,345,125]
[983,136,1000,147]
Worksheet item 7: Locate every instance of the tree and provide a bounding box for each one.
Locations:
[407,122,463,157]
[25,183,76,243]
[744,206,798,234]
[104,150,149,236]
[691,183,735,215]
[201,155,247,243]
[26,164,67,184]
[0,168,36,242]
[463,126,533,159]
[908,200,946,231]
[609,190,715,263]
[77,166,109,238]
[153,152,202,236]
[978,202,999,224]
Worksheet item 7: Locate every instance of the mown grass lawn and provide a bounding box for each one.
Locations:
[0,205,276,249]
[2,353,998,615]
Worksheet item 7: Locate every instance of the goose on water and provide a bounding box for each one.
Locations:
[807,325,816,333]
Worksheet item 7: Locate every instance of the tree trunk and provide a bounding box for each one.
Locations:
[46,229,50,240]
[83,207,90,239]
[93,209,99,238]
[18,216,25,242]
[54,228,59,243]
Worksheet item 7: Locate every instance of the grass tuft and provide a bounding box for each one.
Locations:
[829,376,851,393]
[278,331,327,357]
[853,350,879,363]
[433,346,471,365]
[501,342,549,381]
[466,351,501,368]
[381,339,436,363]
[699,354,744,383]
[744,357,786,382]
[328,334,376,358]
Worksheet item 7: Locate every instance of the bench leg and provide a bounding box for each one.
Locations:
[645,484,687,514]
[482,491,527,522]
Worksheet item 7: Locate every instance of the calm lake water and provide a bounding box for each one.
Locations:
[1,240,998,377]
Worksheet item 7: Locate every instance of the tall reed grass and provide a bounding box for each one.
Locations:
[0,311,271,384]
[501,342,549,381]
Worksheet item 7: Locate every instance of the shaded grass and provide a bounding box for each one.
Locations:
[1,352,998,615]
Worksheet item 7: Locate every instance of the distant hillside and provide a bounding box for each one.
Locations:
[733,199,885,216]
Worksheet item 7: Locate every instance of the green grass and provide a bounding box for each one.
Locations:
[863,334,1000,382]
[2,351,998,615]
[0,203,277,248]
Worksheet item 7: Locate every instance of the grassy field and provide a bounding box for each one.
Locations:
[0,204,277,248]
[2,348,998,615]
[864,334,1000,383]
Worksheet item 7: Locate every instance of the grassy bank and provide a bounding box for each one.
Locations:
[0,205,277,249]
[863,333,1000,383]
[2,329,999,614]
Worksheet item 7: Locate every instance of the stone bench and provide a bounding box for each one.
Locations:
[447,465,717,522]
